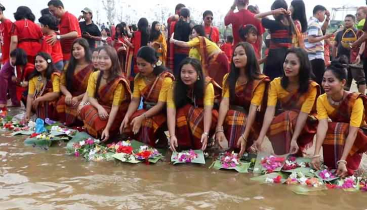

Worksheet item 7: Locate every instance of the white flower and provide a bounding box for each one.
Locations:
[122,141,130,146]
[324,173,331,178]
[299,177,308,185]
[79,141,85,146]
[140,146,149,151]
[290,172,298,179]
[299,162,306,168]
[224,156,231,162]
[265,178,274,183]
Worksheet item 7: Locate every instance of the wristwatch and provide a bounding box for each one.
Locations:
[56,35,61,40]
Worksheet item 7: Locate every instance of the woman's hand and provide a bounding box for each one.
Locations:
[130,115,144,135]
[23,114,30,123]
[311,156,322,171]
[250,139,263,153]
[336,162,348,178]
[101,128,110,142]
[215,131,227,149]
[65,95,73,106]
[170,135,178,152]
[32,98,40,110]
[120,117,130,133]
[272,8,289,16]
[289,140,299,154]
[71,97,79,106]
[237,136,247,157]
[354,55,361,64]
[201,133,209,151]
[97,106,109,120]
[20,81,28,88]
[11,76,17,83]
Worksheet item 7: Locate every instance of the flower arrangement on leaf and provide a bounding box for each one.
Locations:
[173,150,198,163]
[318,169,337,180]
[261,156,286,173]
[51,126,77,136]
[282,156,308,171]
[71,138,101,159]
[36,134,55,140]
[135,145,161,162]
[108,141,133,154]
[220,152,240,169]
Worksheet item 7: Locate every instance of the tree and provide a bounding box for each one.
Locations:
[102,0,116,24]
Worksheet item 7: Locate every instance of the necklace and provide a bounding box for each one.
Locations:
[327,92,345,106]
[144,76,155,83]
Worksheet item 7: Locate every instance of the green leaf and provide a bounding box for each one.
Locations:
[210,160,251,173]
[250,172,283,182]
[24,138,52,147]
[11,130,34,136]
[148,155,163,164]
[66,132,92,150]
[282,167,315,177]
[171,150,206,165]
[289,185,327,195]
[112,153,140,164]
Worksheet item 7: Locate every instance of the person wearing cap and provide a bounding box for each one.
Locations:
[47,0,81,63]
[0,3,16,64]
[79,7,101,49]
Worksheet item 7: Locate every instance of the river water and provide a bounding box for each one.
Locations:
[1,134,367,210]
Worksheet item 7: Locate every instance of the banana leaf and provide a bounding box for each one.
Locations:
[171,150,205,165]
[11,130,34,136]
[210,160,251,173]
[66,132,92,150]
[250,172,288,183]
[289,185,327,195]
[24,136,65,147]
[253,152,287,174]
[112,153,141,164]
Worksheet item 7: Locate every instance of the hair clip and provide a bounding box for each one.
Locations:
[47,59,52,63]
[156,60,162,67]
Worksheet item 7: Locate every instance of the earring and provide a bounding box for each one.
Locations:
[197,76,200,81]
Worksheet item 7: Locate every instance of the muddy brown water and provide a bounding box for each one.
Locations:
[0,135,367,210]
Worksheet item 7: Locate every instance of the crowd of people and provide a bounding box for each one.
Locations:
[1,0,367,178]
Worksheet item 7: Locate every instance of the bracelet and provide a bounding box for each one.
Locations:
[202,132,209,137]
[142,113,147,119]
[312,155,321,159]
[337,160,347,165]
[215,130,224,134]
[240,135,247,142]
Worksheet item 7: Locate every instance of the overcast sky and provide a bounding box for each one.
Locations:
[3,0,366,25]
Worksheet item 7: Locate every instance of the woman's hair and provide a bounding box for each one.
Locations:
[95,46,123,98]
[281,48,313,94]
[38,14,59,31]
[137,18,150,47]
[28,52,55,80]
[115,22,129,39]
[192,25,206,37]
[174,58,205,108]
[10,48,28,66]
[226,42,261,103]
[291,0,308,33]
[65,38,92,92]
[40,8,51,16]
[179,8,190,18]
[326,61,348,81]
[14,6,35,22]
[239,24,258,42]
[271,0,295,36]
[137,46,168,76]
[149,21,161,42]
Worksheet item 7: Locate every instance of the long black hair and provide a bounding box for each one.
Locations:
[281,48,313,94]
[192,25,206,37]
[10,48,28,66]
[14,6,35,22]
[65,38,92,92]
[174,58,205,108]
[115,22,129,39]
[137,46,168,76]
[137,18,150,47]
[28,52,56,80]
[226,42,261,103]
[149,21,161,42]
[291,0,308,33]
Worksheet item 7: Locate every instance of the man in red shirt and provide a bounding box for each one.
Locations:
[203,10,220,45]
[220,35,233,63]
[224,0,264,53]
[167,3,185,71]
[0,4,16,64]
[47,0,81,62]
